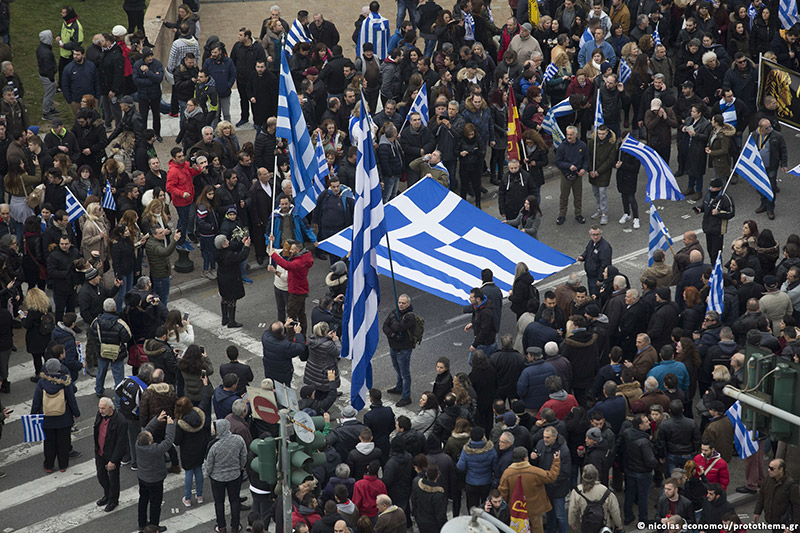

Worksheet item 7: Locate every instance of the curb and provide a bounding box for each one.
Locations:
[168,258,263,300]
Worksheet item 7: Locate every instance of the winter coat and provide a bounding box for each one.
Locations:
[707,123,736,177]
[303,334,341,391]
[166,159,200,207]
[132,58,164,100]
[458,134,486,175]
[656,412,701,457]
[383,449,414,505]
[457,439,498,486]
[399,125,435,167]
[568,483,623,530]
[271,249,313,295]
[22,309,52,355]
[143,237,178,279]
[560,328,598,390]
[382,306,416,351]
[656,493,695,522]
[533,434,571,499]
[498,457,561,515]
[270,210,317,247]
[202,56,236,97]
[88,312,132,363]
[587,130,618,188]
[490,348,526,400]
[411,477,448,533]
[647,300,680,351]
[365,403,396,460]
[353,474,387,518]
[499,170,536,218]
[31,371,80,429]
[347,442,384,480]
[205,419,247,482]
[214,244,249,301]
[136,416,175,483]
[99,43,125,94]
[618,426,658,474]
[378,135,404,178]
[702,415,735,463]
[174,388,212,469]
[517,360,558,411]
[754,473,800,523]
[685,115,712,177]
[694,451,730,489]
[261,330,306,386]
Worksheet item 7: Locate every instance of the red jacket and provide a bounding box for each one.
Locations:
[166,160,200,207]
[271,250,313,295]
[538,394,579,420]
[694,452,730,490]
[352,474,386,518]
[566,76,593,104]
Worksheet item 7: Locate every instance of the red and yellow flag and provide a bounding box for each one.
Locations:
[509,475,531,533]
[507,87,523,163]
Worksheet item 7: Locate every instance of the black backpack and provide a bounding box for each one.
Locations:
[578,487,610,533]
[39,312,56,336]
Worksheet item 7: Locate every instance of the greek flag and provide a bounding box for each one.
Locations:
[358,12,391,60]
[780,0,799,28]
[101,180,116,211]
[542,63,559,84]
[594,90,604,128]
[284,18,311,54]
[648,209,673,266]
[653,26,662,46]
[619,59,632,85]
[78,342,85,375]
[277,48,318,217]
[313,131,329,194]
[619,135,685,201]
[409,83,429,127]
[542,99,571,147]
[22,414,45,443]
[748,3,758,28]
[341,96,387,411]
[65,189,87,223]
[579,27,593,48]
[726,401,760,459]
[708,251,724,315]
[736,135,773,201]
[788,162,800,177]
[319,178,575,306]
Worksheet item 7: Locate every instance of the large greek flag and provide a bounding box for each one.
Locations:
[341,96,387,411]
[726,401,760,459]
[779,0,799,28]
[22,414,45,443]
[409,83,429,127]
[737,135,773,201]
[541,97,572,147]
[648,209,673,266]
[277,48,317,217]
[65,189,87,223]
[619,135,685,201]
[319,178,575,305]
[284,19,312,54]
[708,251,725,315]
[358,12,391,60]
[101,180,116,211]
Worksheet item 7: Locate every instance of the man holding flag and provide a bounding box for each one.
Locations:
[752,118,787,220]
[696,178,734,269]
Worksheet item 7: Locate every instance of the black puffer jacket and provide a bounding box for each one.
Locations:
[655,412,701,457]
[382,448,414,506]
[617,426,658,474]
[303,334,341,391]
[410,476,448,533]
[560,329,599,390]
[88,312,133,363]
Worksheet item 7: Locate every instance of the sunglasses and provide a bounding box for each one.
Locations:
[769,466,777,471]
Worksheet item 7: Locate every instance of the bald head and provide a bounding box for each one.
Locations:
[689,250,702,263]
[683,231,697,244]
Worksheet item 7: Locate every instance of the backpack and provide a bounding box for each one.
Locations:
[527,283,540,313]
[118,376,147,417]
[578,487,610,533]
[42,388,66,416]
[39,312,56,336]
[412,313,425,346]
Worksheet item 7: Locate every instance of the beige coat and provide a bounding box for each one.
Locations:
[80,215,108,266]
[568,482,623,530]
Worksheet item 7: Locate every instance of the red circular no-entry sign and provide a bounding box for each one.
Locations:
[252,395,280,423]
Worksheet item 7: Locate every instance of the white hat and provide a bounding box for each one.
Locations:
[112,25,127,37]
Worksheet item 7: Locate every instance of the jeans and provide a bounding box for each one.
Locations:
[96,358,125,396]
[199,236,216,271]
[152,276,171,307]
[100,95,122,129]
[184,465,204,500]
[759,170,778,212]
[545,496,567,533]
[621,192,639,218]
[591,184,608,215]
[558,177,583,217]
[390,348,412,400]
[115,272,134,311]
[688,173,703,194]
[396,0,418,30]
[40,75,57,116]
[138,479,164,529]
[666,453,693,478]
[624,470,652,523]
[471,343,497,364]
[383,176,400,202]
[175,204,190,246]
[274,287,289,322]
[423,38,437,58]
[211,476,242,529]
[139,95,162,136]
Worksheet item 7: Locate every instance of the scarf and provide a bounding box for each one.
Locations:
[464,13,475,41]
[432,161,449,177]
[719,98,737,127]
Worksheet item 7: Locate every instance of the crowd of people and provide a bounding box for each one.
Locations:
[0,0,800,532]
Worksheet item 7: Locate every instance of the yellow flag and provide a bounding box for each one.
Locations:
[529,0,541,25]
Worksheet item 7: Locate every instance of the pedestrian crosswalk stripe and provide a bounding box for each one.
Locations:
[0,459,97,513]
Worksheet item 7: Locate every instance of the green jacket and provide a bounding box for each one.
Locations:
[144,237,178,279]
[587,130,618,188]
[59,17,84,60]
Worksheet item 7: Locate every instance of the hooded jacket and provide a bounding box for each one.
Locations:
[706,123,736,177]
[561,328,599,389]
[587,130,617,188]
[205,418,248,482]
[212,385,239,420]
[694,450,730,490]
[467,296,497,347]
[261,329,307,386]
[410,476,448,533]
[202,55,237,97]
[383,447,414,504]
[456,439,498,486]
[378,134,404,178]
[353,474,387,518]
[31,371,81,429]
[37,31,57,80]
[499,169,536,218]
[518,359,557,411]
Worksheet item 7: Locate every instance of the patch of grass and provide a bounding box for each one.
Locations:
[9,0,128,128]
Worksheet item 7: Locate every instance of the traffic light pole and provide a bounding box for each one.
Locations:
[279,409,292,533]
[723,385,800,427]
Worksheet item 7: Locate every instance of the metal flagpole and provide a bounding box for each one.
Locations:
[267,153,279,266]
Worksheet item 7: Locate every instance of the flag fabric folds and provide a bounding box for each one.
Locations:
[509,475,530,533]
[542,63,558,84]
[789,162,800,178]
[358,12,391,60]
[409,83,429,127]
[284,19,312,54]
[277,48,318,217]
[101,180,116,211]
[541,97,572,147]
[726,401,760,459]
[311,132,329,196]
[648,208,673,266]
[619,135,685,201]
[65,189,87,223]
[653,26,662,46]
[619,59,632,85]
[779,0,799,28]
[341,96,387,411]
[22,414,45,443]
[507,87,523,162]
[708,251,725,315]
[579,27,592,48]
[736,135,774,201]
[594,90,604,128]
[319,178,575,305]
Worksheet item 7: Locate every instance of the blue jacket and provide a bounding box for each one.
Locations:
[31,372,81,429]
[578,39,617,67]
[517,360,557,411]
[132,58,164,100]
[52,324,80,376]
[271,209,317,246]
[647,360,690,396]
[456,439,498,486]
[212,386,239,420]
[202,56,237,97]
[522,320,561,352]
[589,395,627,435]
[261,330,307,385]
[62,58,100,104]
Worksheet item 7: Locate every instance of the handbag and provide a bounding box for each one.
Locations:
[127,343,148,367]
[21,179,43,209]
[96,321,120,361]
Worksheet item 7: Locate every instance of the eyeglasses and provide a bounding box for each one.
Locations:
[768,466,777,471]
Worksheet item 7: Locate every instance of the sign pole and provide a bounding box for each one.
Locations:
[280,409,292,533]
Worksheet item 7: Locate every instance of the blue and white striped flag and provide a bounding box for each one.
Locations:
[726,401,759,459]
[313,132,329,194]
[779,0,799,28]
[579,27,593,48]
[708,251,724,315]
[101,180,116,211]
[737,135,773,201]
[284,18,312,55]
[648,208,673,266]
[619,135,685,201]
[358,11,391,60]
[78,341,85,375]
[542,63,559,84]
[277,48,318,217]
[409,83,429,127]
[619,59,632,85]
[65,189,87,223]
[541,113,564,147]
[22,414,45,443]
[653,26,662,46]
[748,3,758,28]
[341,96,387,411]
[549,97,573,118]
[594,90,604,128]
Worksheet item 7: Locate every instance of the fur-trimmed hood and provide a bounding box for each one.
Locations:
[177,406,206,432]
[463,439,494,455]
[456,66,486,83]
[417,477,445,493]
[564,329,597,348]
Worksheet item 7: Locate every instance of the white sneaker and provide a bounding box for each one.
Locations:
[619,213,630,224]
[201,270,209,279]
[590,210,601,219]
[208,270,217,279]
[633,218,640,229]
[600,215,608,225]
[182,497,191,507]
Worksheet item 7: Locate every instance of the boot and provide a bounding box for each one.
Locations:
[221,301,229,326]
[0,380,9,393]
[227,302,243,328]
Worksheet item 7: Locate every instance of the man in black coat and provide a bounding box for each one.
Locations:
[619,289,650,359]
[214,234,251,328]
[577,226,612,297]
[480,269,504,332]
[46,235,82,321]
[489,335,525,402]
[44,118,80,162]
[382,295,417,407]
[253,117,284,169]
[617,414,659,524]
[248,167,273,264]
[696,177,734,264]
[94,397,128,511]
[99,33,125,129]
[647,288,680,352]
[676,250,710,310]
[216,169,251,227]
[72,109,107,173]
[319,45,347,98]
[531,427,571,533]
[364,389,395,461]
[399,113,435,187]
[309,14,340,49]
[327,406,367,461]
[230,28,267,127]
[78,267,121,328]
[246,60,278,132]
[498,159,536,220]
[109,96,145,149]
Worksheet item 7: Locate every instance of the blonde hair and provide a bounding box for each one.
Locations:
[215,120,236,138]
[312,321,330,337]
[537,15,552,32]
[24,287,51,314]
[142,199,168,229]
[712,365,731,382]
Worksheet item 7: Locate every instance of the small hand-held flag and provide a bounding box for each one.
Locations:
[408,83,429,127]
[708,251,725,315]
[653,25,662,46]
[65,189,88,223]
[507,87,523,163]
[619,59,632,85]
[314,131,330,194]
[509,475,530,532]
[542,63,558,84]
[101,180,116,211]
[648,208,673,265]
[733,135,773,201]
[727,401,760,459]
[22,414,46,443]
[284,18,312,55]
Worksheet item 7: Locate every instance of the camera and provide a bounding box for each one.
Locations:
[290,321,299,327]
